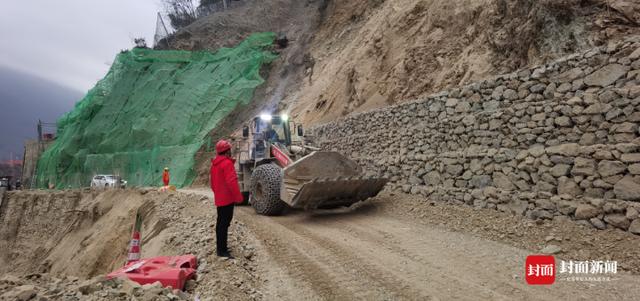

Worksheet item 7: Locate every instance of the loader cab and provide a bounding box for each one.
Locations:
[244,114,296,145]
[242,114,295,161]
[255,114,292,146]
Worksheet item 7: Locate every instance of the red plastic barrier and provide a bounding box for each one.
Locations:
[107,255,197,290]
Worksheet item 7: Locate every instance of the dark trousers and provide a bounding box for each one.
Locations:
[216,204,234,254]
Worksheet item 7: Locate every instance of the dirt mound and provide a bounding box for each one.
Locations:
[0,189,264,300]
[0,189,159,277]
[0,274,191,301]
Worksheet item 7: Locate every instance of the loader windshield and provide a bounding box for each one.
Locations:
[271,124,286,143]
[257,116,291,145]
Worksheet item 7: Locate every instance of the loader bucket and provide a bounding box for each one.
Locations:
[281,151,388,209]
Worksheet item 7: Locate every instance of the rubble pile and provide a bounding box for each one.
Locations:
[315,36,640,235]
[0,189,263,300]
[0,273,192,301]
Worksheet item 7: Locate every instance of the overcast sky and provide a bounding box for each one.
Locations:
[0,0,161,93]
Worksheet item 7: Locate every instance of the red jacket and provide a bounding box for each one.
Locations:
[210,155,243,207]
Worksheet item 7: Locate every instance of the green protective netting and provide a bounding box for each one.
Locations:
[35,32,277,189]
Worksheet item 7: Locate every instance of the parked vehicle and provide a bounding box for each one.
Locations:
[91,175,127,188]
[0,176,12,191]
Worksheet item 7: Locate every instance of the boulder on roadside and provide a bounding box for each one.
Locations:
[629,219,640,235]
[590,218,606,230]
[604,214,631,230]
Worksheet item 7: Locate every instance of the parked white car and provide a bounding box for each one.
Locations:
[91,175,127,188]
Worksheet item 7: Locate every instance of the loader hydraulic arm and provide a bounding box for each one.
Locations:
[270,144,292,167]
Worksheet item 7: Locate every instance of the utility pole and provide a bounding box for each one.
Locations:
[222,0,228,10]
[158,12,172,48]
[9,152,14,181]
[37,120,42,141]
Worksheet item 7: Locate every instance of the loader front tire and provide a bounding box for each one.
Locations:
[250,164,286,216]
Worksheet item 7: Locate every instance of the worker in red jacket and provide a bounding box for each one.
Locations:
[210,140,243,258]
[162,167,170,186]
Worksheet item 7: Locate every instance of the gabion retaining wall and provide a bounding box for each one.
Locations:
[313,36,640,235]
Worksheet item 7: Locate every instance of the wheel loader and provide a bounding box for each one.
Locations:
[234,114,388,215]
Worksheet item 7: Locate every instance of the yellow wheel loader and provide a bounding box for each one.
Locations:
[235,114,388,215]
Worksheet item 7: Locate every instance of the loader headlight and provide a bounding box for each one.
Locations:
[260,114,272,121]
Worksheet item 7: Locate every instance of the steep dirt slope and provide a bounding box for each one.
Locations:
[166,0,327,118]
[288,0,640,125]
[170,0,639,185]
[167,0,328,185]
[1,190,138,277]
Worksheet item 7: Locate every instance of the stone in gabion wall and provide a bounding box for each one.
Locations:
[312,36,640,235]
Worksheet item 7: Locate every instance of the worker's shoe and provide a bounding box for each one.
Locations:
[217,251,234,259]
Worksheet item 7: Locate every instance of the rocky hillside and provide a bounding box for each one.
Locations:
[169,0,639,128]
[313,36,640,236]
[167,0,640,186]
[289,0,640,124]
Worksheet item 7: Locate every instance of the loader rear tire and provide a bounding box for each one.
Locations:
[250,164,286,216]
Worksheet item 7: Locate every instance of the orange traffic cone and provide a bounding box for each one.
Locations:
[127,212,143,263]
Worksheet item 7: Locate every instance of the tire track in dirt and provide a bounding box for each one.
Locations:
[292,210,640,300]
[242,211,407,300]
[278,222,423,299]
[249,223,355,300]
[310,214,540,300]
[184,189,640,301]
[244,206,640,300]
[277,212,509,300]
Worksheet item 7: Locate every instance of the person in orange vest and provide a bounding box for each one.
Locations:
[162,167,170,186]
